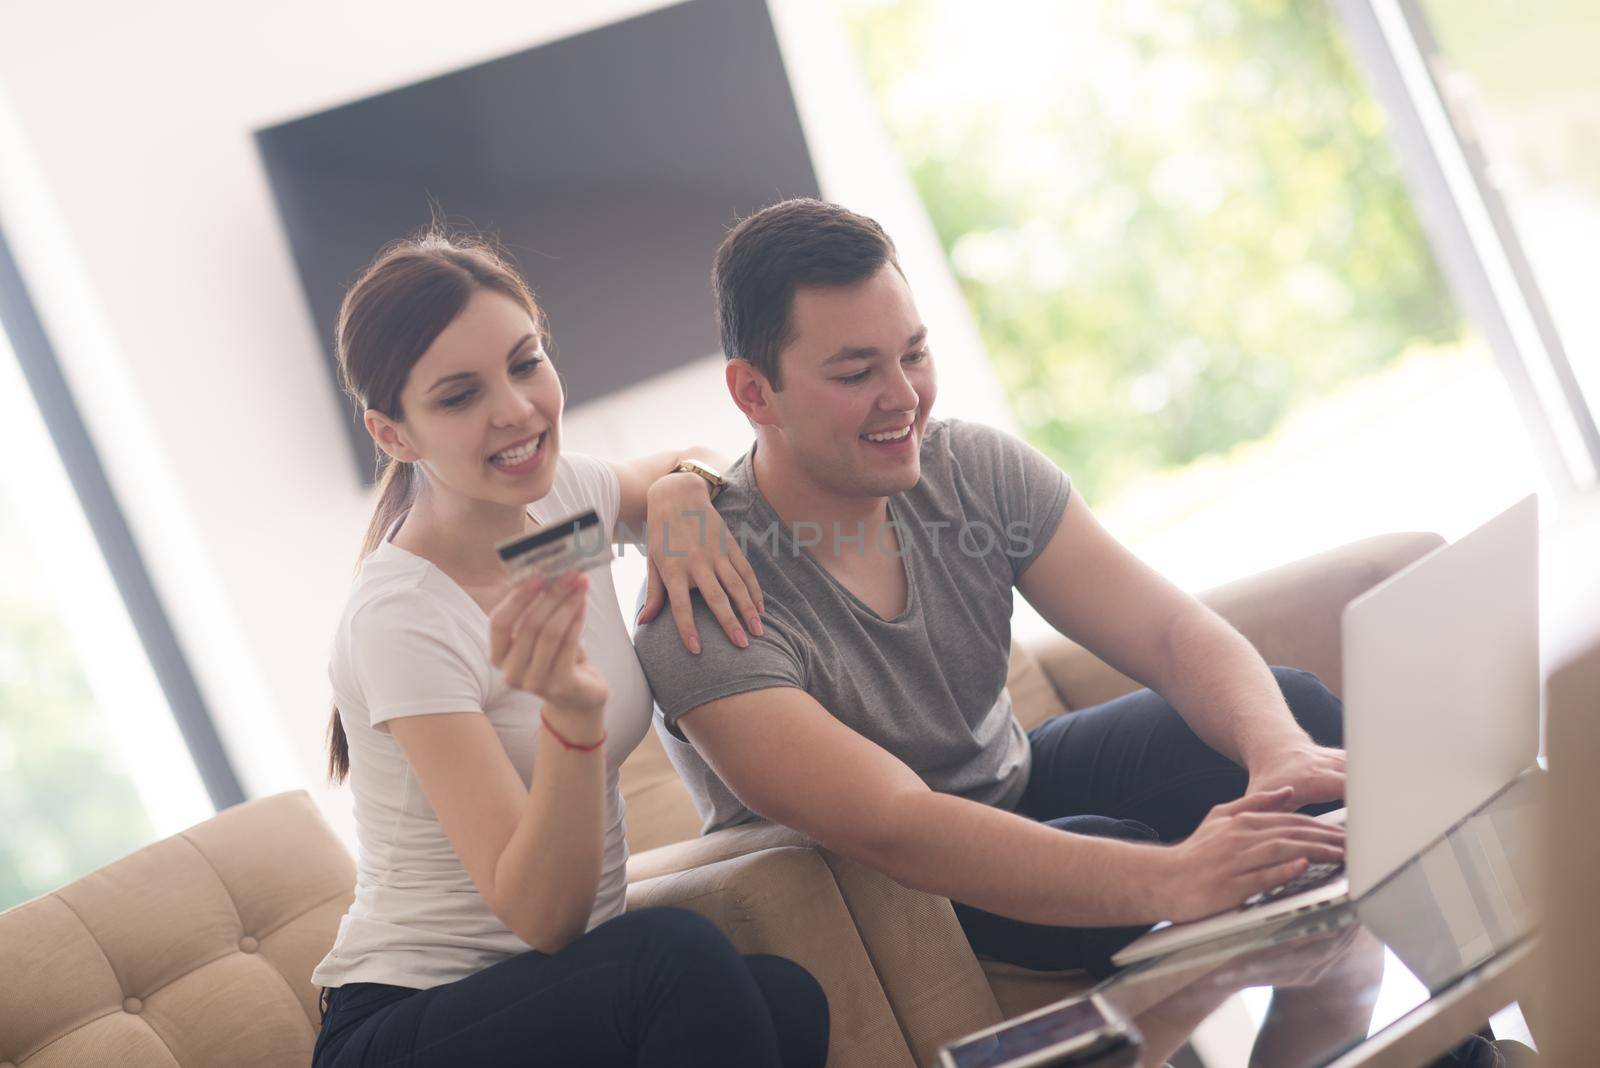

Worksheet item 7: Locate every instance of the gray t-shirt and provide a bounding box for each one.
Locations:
[632,418,1072,835]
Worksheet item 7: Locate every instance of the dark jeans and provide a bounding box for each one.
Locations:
[312,907,828,1068]
[955,665,1344,977]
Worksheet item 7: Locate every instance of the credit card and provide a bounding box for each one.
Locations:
[495,509,612,582]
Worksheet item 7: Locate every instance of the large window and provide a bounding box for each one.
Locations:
[0,234,217,911]
[838,0,1571,594]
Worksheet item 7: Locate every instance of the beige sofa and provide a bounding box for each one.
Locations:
[0,531,1442,1068]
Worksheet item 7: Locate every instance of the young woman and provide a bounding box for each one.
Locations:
[309,231,829,1068]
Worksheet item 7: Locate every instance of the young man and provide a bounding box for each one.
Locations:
[632,199,1346,973]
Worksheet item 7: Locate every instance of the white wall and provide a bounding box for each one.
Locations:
[0,0,1012,839]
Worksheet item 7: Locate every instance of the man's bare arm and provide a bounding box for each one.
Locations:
[1016,490,1342,800]
[677,687,1343,926]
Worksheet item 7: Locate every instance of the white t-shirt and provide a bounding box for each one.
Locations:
[311,452,653,990]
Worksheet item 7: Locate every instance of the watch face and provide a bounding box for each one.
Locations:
[679,460,724,483]
[673,460,725,498]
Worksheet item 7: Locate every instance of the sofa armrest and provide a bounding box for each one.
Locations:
[627,845,919,1068]
[815,852,1003,1067]
[1026,530,1445,710]
[627,820,816,882]
[630,829,1004,1067]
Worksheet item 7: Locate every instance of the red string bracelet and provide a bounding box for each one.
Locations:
[540,710,607,752]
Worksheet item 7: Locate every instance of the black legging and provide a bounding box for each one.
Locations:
[312,907,829,1067]
[955,664,1344,977]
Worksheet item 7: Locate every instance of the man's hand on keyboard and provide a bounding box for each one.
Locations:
[1160,787,1347,923]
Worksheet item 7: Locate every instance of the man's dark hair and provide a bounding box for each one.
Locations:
[713,198,901,389]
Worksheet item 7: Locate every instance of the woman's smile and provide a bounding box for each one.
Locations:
[488,431,548,476]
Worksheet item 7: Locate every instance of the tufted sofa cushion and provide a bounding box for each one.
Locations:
[0,791,354,1068]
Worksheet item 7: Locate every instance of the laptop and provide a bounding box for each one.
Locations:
[1113,494,1540,967]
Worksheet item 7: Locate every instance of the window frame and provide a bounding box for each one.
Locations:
[1333,0,1600,493]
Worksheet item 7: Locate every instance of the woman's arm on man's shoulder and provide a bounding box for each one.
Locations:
[608,446,728,539]
[608,447,765,655]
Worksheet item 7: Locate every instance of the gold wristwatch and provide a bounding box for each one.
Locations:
[670,458,727,501]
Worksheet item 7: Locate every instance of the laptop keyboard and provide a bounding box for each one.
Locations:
[1242,861,1345,910]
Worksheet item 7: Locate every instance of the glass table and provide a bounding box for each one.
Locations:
[1090,770,1543,1067]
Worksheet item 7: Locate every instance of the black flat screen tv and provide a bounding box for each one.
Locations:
[256,0,820,482]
